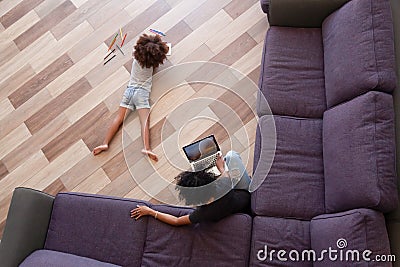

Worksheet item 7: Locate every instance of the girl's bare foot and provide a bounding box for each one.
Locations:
[93,144,109,155]
[141,149,159,162]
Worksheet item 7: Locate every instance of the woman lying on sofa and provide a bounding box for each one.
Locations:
[130,150,251,225]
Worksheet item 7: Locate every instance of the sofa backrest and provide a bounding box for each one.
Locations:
[141,204,252,267]
[254,0,398,219]
[322,0,397,108]
[45,193,150,267]
[45,192,253,267]
[321,0,398,214]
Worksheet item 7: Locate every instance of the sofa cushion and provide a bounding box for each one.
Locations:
[44,193,149,267]
[249,216,312,266]
[311,209,392,266]
[257,27,326,118]
[322,0,397,108]
[141,205,252,267]
[20,250,121,267]
[252,115,325,219]
[323,91,398,213]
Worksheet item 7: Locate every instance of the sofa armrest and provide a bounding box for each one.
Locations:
[260,0,270,14]
[267,0,350,27]
[0,187,54,267]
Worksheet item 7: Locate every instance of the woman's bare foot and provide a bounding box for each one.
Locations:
[93,144,109,155]
[141,149,159,162]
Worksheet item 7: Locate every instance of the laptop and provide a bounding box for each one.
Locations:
[182,135,222,174]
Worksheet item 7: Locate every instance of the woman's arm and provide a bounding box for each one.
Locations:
[216,153,227,177]
[131,205,191,226]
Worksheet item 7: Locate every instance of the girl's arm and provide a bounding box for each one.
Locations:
[131,205,191,226]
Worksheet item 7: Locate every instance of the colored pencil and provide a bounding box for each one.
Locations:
[108,33,118,51]
[120,28,123,40]
[104,49,115,60]
[120,33,127,47]
[116,45,125,56]
[103,54,116,65]
[149,28,166,36]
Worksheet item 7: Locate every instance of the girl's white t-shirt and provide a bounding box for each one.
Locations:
[128,59,153,91]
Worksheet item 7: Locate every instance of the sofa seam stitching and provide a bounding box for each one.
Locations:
[370,0,380,90]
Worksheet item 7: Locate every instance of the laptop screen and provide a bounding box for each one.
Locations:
[182,135,220,162]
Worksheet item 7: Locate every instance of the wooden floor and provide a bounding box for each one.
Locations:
[0,0,269,237]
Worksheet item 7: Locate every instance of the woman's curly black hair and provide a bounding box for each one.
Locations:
[175,170,217,206]
[133,34,169,69]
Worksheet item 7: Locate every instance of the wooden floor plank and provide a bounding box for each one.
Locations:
[149,0,208,33]
[8,53,74,108]
[183,0,231,30]
[248,66,261,85]
[0,64,35,100]
[0,150,49,202]
[0,0,44,29]
[124,0,157,19]
[67,9,132,63]
[49,43,106,96]
[58,127,130,190]
[106,0,171,50]
[34,0,65,19]
[169,10,232,64]
[98,170,136,197]
[0,31,56,83]
[43,178,67,196]
[64,66,129,123]
[231,41,264,75]
[0,10,40,48]
[0,89,52,141]
[210,32,257,66]
[81,109,117,152]
[0,123,31,160]
[42,103,109,162]
[50,0,110,40]
[72,168,111,194]
[87,0,133,30]
[25,77,92,134]
[0,42,19,68]
[247,16,269,44]
[23,139,90,190]
[164,20,192,46]
[150,117,176,149]
[223,0,258,19]
[0,0,24,18]
[0,98,14,121]
[206,3,264,54]
[70,0,89,8]
[164,0,184,8]
[29,20,94,73]
[14,1,76,50]
[3,114,71,172]
[0,161,8,181]
[101,151,128,181]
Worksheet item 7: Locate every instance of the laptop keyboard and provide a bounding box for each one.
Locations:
[193,154,217,171]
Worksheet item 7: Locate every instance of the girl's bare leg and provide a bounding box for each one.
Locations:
[93,107,128,155]
[137,108,158,161]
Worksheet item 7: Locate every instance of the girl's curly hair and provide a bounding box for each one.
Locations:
[134,34,169,69]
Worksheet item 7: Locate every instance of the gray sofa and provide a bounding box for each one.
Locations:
[1,0,399,266]
[255,1,400,267]
[4,189,251,267]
